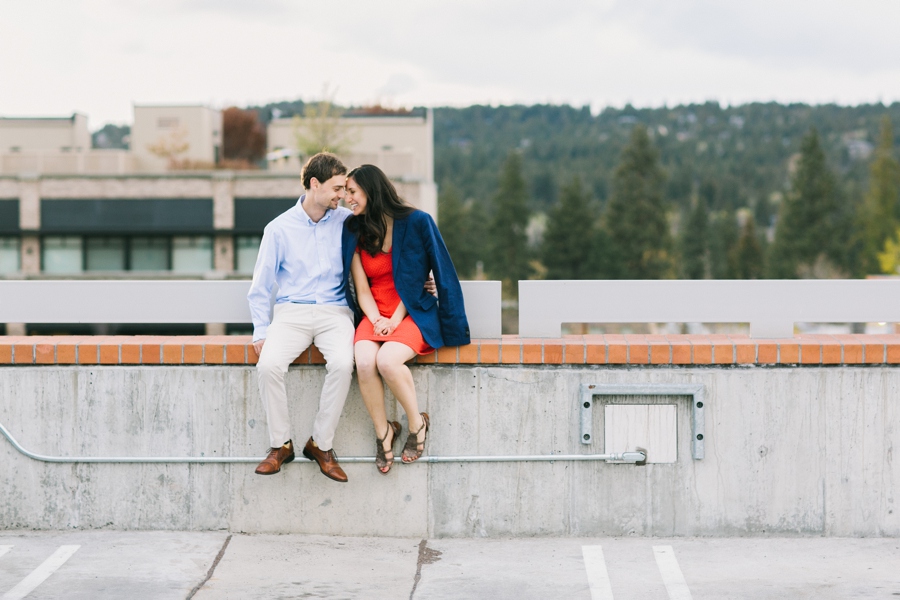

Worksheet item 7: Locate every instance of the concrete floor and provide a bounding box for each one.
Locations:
[0,532,899,599]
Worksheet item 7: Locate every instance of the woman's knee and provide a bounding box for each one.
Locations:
[355,353,378,380]
[375,351,407,380]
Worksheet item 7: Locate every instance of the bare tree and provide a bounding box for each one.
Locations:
[293,86,359,158]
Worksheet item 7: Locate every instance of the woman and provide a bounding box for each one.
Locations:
[341,164,470,474]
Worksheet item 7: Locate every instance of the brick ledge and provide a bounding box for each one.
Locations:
[1,334,899,366]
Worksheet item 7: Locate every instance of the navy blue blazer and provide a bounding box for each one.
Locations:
[341,210,470,349]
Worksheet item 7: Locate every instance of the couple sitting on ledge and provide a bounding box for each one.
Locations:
[246,152,470,482]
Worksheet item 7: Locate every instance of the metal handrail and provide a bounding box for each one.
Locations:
[0,420,646,465]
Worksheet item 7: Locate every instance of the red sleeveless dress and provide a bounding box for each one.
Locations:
[354,247,434,355]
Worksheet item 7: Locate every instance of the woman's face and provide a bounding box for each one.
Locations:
[346,177,368,215]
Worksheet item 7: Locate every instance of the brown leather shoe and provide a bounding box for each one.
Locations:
[255,440,294,475]
[302,437,348,483]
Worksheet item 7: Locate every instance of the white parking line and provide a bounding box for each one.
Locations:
[653,545,693,600]
[581,545,615,600]
[2,545,80,600]
[0,547,12,559]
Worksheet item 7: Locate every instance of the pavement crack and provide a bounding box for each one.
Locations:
[409,538,442,600]
[186,533,232,599]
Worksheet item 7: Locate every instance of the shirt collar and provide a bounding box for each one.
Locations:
[297,194,332,226]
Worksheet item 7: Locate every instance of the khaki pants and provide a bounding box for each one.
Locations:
[256,303,355,450]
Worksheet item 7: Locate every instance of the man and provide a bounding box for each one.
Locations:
[248,152,355,482]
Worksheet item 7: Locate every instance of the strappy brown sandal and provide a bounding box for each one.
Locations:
[402,412,429,464]
[375,420,402,474]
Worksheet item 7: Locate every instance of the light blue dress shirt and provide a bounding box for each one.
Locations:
[247,196,351,341]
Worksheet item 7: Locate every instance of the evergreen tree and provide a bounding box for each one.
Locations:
[679,197,709,279]
[543,179,597,279]
[709,210,740,278]
[733,218,765,279]
[488,152,531,292]
[768,128,845,278]
[437,184,478,278]
[860,116,900,274]
[606,126,674,279]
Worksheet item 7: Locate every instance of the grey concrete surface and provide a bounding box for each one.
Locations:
[2,364,900,537]
[0,531,226,599]
[1,532,899,599]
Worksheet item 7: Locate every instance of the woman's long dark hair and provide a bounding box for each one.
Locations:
[346,164,415,255]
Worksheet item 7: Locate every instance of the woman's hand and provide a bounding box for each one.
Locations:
[372,316,392,336]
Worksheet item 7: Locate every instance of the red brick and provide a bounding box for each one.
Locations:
[291,348,310,365]
[198,342,219,364]
[686,336,712,364]
[162,341,183,364]
[887,339,900,364]
[756,342,778,364]
[35,340,55,364]
[585,340,607,364]
[436,346,458,363]
[309,345,325,365]
[77,341,98,365]
[625,335,649,365]
[543,340,564,365]
[668,338,692,364]
[500,337,522,364]
[457,343,479,364]
[183,338,204,364]
[120,340,141,364]
[606,335,627,364]
[478,341,500,364]
[708,335,733,365]
[778,341,799,364]
[522,340,543,364]
[224,341,246,364]
[864,341,885,364]
[798,341,821,365]
[99,338,120,364]
[833,335,863,364]
[0,340,12,364]
[13,341,34,364]
[563,337,585,364]
[648,339,670,364]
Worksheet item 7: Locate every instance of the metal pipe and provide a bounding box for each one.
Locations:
[0,420,645,465]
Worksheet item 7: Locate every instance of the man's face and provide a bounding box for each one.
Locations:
[308,174,347,211]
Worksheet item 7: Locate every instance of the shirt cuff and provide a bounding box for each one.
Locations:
[252,325,268,342]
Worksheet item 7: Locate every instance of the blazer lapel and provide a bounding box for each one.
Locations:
[392,216,409,275]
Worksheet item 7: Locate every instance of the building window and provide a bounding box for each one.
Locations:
[130,237,169,271]
[85,237,126,271]
[0,237,19,274]
[172,236,212,273]
[158,117,179,128]
[43,236,83,274]
[235,236,261,274]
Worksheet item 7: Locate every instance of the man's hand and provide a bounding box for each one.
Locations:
[252,339,265,357]
[424,275,437,297]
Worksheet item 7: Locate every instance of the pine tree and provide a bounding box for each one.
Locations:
[709,210,740,279]
[488,152,531,292]
[768,128,844,278]
[860,116,900,274]
[437,184,476,278]
[606,126,674,279]
[543,179,597,279]
[733,218,765,279]
[679,197,709,279]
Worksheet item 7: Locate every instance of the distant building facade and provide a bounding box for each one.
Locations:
[0,105,437,290]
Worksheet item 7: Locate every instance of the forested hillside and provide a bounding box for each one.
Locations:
[240,100,900,285]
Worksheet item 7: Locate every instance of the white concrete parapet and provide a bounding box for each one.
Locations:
[519,279,900,338]
[0,280,502,339]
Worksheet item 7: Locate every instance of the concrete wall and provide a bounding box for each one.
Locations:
[2,364,898,537]
[0,114,90,153]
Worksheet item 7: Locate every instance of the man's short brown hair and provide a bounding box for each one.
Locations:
[301,152,347,190]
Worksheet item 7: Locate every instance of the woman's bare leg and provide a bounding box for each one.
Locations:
[355,340,391,438]
[375,342,426,460]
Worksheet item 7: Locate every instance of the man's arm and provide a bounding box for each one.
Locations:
[247,227,280,352]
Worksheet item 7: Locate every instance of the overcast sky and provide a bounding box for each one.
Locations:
[2,0,900,129]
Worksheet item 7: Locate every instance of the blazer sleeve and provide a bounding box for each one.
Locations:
[419,213,471,346]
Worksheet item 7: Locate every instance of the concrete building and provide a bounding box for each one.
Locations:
[267,108,437,216]
[131,105,223,172]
